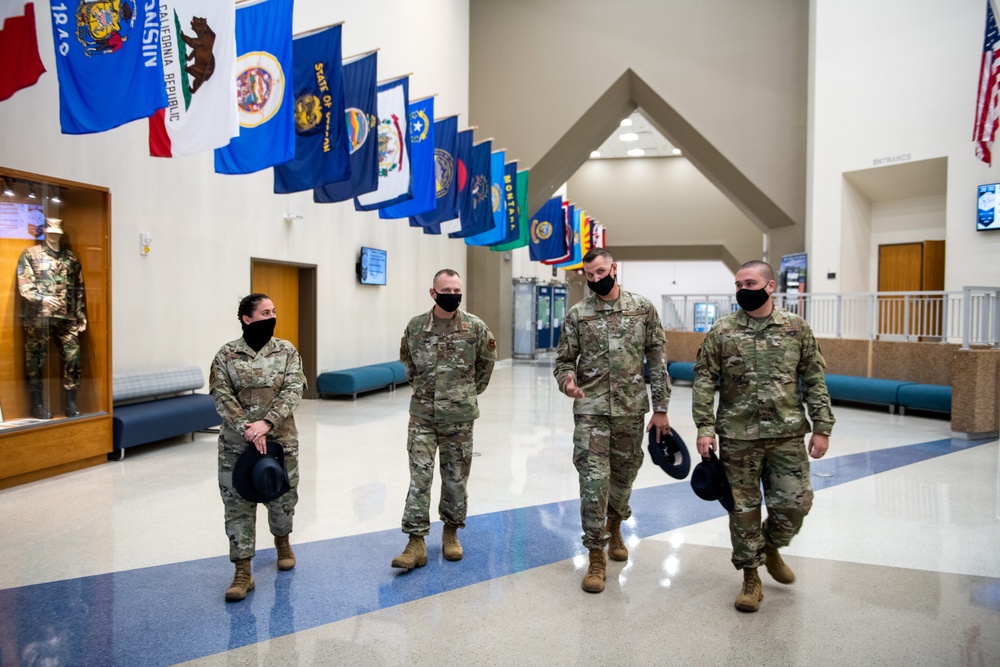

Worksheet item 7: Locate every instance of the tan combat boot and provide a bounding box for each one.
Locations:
[225,558,255,602]
[606,517,628,562]
[764,544,795,584]
[581,549,607,593]
[275,534,296,571]
[442,524,464,561]
[391,536,428,570]
[735,567,763,612]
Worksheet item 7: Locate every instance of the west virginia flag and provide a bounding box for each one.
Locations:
[214,0,294,175]
[379,96,435,219]
[491,169,529,251]
[529,196,567,262]
[50,0,167,134]
[1,2,45,101]
[355,75,412,210]
[273,23,349,192]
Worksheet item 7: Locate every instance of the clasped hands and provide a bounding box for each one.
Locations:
[244,420,272,454]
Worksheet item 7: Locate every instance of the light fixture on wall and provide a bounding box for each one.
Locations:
[49,189,62,204]
[2,179,14,197]
[27,184,37,199]
[283,207,303,223]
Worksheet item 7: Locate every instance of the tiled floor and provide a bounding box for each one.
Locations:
[1,356,997,666]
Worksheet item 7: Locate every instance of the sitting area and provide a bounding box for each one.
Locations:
[317,361,408,399]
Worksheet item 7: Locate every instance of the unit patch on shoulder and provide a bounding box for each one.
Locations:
[488,337,496,351]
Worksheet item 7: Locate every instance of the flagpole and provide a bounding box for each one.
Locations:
[378,73,414,85]
[473,138,493,145]
[293,21,344,38]
[410,94,438,103]
[433,114,461,121]
[343,48,380,64]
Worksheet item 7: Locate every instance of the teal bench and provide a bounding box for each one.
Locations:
[317,361,408,399]
[668,361,695,383]
[897,383,952,414]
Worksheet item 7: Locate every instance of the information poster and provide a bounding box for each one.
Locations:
[0,202,45,240]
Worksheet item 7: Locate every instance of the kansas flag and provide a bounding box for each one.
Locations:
[50,0,167,134]
[273,24,349,193]
[380,96,435,219]
[529,196,567,262]
[214,0,294,175]
[355,75,412,210]
[410,115,458,229]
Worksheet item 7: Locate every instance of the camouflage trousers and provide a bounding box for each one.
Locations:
[218,433,299,561]
[23,321,81,390]
[572,414,645,550]
[401,416,474,537]
[720,435,814,570]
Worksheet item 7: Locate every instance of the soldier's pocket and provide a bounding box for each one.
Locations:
[720,340,747,380]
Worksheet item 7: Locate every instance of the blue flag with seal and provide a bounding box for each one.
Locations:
[314,51,378,203]
[273,24,349,193]
[355,76,412,211]
[449,139,492,239]
[554,206,583,267]
[529,196,567,262]
[465,149,507,246]
[380,96,435,219]
[543,202,574,264]
[451,129,475,231]
[214,0,294,175]
[410,115,458,229]
[49,0,168,134]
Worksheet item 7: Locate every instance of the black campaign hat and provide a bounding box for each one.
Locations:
[647,428,691,480]
[690,449,736,512]
[232,440,291,503]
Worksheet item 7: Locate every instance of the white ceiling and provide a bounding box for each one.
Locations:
[589,110,680,160]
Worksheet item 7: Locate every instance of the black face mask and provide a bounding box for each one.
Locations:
[736,287,770,312]
[434,293,462,313]
[587,273,616,297]
[242,317,276,351]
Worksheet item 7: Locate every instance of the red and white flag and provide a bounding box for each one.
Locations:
[974,1,1000,165]
[148,0,238,157]
[0,1,45,101]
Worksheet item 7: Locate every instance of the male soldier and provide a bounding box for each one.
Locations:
[16,218,87,419]
[554,248,671,593]
[692,260,834,613]
[392,268,497,570]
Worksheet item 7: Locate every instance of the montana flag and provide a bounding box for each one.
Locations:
[355,75,412,210]
[464,149,507,246]
[272,24,349,192]
[496,161,520,245]
[543,202,574,265]
[410,115,459,229]
[49,0,167,134]
[214,0,294,174]
[975,0,1000,164]
[530,196,567,262]
[148,0,238,157]
[379,96,435,219]
[491,169,530,251]
[314,51,378,202]
[0,2,45,101]
[449,138,491,239]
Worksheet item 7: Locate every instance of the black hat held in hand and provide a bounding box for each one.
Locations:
[690,449,736,512]
[232,440,291,503]
[647,428,691,480]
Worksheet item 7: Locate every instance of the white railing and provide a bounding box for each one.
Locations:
[661,287,1000,349]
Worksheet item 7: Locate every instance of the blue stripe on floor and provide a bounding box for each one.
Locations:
[1,437,993,666]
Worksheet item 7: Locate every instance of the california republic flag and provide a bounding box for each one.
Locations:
[148,0,238,157]
[0,1,45,101]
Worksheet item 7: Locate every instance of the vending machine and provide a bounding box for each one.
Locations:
[536,283,553,351]
[551,284,568,348]
[512,279,538,359]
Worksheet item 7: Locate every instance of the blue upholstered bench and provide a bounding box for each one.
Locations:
[897,383,952,414]
[668,361,695,383]
[317,361,407,399]
[823,374,913,411]
[111,366,220,460]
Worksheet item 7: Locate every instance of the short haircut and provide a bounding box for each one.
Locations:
[739,260,774,283]
[433,268,461,286]
[238,293,270,322]
[582,248,614,265]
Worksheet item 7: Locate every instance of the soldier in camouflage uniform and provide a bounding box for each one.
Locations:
[210,293,306,602]
[16,218,87,419]
[554,248,671,593]
[392,269,497,570]
[692,260,834,613]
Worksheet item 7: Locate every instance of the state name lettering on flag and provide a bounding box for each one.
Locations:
[975,0,1000,164]
[410,114,459,230]
[529,196,567,262]
[380,95,436,219]
[273,23,350,192]
[0,2,45,101]
[491,168,530,251]
[149,0,238,158]
[355,75,413,210]
[214,0,294,175]
[49,0,167,134]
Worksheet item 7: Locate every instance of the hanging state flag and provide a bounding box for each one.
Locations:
[272,24,349,192]
[410,115,459,229]
[314,51,378,202]
[148,0,238,158]
[559,211,590,270]
[555,208,584,268]
[49,0,167,134]
[465,149,507,246]
[451,129,475,230]
[355,75,412,210]
[975,0,1000,164]
[380,96,435,219]
[494,161,520,245]
[542,202,574,265]
[0,2,45,101]
[449,138,491,238]
[529,196,567,262]
[214,0,293,174]
[492,169,530,251]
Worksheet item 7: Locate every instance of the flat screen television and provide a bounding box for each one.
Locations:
[977,183,1000,231]
[357,246,387,285]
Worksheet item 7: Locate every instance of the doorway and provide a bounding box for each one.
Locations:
[877,241,945,340]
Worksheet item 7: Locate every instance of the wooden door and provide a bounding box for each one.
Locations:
[251,261,299,348]
[877,242,945,339]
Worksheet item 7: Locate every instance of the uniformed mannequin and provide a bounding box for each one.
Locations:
[16,218,87,419]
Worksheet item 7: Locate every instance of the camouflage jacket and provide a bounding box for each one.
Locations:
[554,289,670,416]
[400,308,497,423]
[692,307,835,440]
[210,336,306,446]
[17,244,87,323]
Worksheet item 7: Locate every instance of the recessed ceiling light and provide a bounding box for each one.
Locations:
[672,148,682,155]
[620,118,633,127]
[619,132,639,142]
[590,150,601,159]
[627,148,645,157]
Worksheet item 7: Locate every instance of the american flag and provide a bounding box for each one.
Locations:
[974,1,1000,164]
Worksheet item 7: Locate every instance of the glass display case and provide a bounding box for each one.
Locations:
[0,167,112,489]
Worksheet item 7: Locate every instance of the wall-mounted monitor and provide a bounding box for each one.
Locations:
[977,183,1000,231]
[357,246,387,285]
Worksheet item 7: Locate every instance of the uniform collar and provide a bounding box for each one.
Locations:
[422,307,466,332]
[735,306,787,328]
[590,290,627,312]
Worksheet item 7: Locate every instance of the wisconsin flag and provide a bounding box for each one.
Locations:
[148,0,237,157]
[464,149,507,246]
[355,75,412,210]
[410,114,458,229]
[379,96,435,218]
[49,0,167,134]
[529,196,567,262]
[314,50,378,203]
[491,169,529,251]
[214,0,294,174]
[0,2,45,101]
